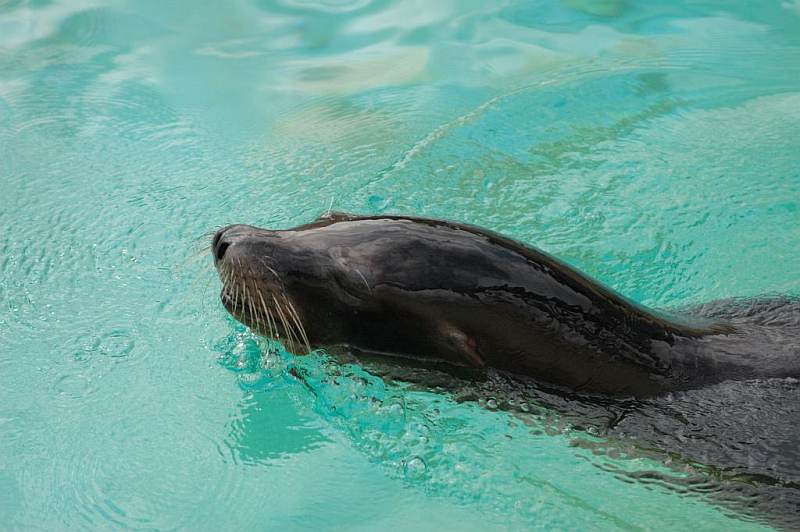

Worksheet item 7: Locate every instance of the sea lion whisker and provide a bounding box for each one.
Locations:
[286,304,304,352]
[245,271,260,327]
[285,299,310,351]
[236,270,246,316]
[285,298,312,353]
[234,274,244,313]
[256,290,273,338]
[264,305,274,345]
[219,266,230,297]
[243,279,253,322]
[269,308,277,339]
[264,264,280,279]
[233,277,243,313]
[241,268,253,319]
[228,269,238,311]
[261,296,279,356]
[269,310,280,348]
[272,294,288,336]
[276,301,292,348]
[247,265,264,318]
[249,276,264,329]
[256,257,281,280]
[283,300,305,349]
[234,259,245,313]
[274,295,299,353]
[280,300,301,353]
[354,268,371,293]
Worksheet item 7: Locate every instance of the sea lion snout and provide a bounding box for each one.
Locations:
[211,222,333,353]
[212,224,271,264]
[212,225,232,261]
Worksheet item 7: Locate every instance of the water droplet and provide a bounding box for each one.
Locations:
[404,456,426,479]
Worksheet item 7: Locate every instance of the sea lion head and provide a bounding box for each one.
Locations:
[211,220,354,352]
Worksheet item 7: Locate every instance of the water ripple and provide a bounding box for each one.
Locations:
[214,340,773,529]
[2,0,799,528]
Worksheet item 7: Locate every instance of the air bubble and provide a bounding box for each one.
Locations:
[403,456,427,479]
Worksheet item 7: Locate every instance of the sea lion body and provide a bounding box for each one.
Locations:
[212,212,798,397]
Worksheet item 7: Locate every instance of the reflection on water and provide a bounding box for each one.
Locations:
[0,0,798,529]
[216,330,328,464]
[224,391,327,465]
[212,327,794,529]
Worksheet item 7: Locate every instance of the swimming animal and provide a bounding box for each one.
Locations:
[211,211,800,527]
[211,211,799,397]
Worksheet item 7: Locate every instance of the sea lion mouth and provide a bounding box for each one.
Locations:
[217,268,312,353]
[212,226,312,353]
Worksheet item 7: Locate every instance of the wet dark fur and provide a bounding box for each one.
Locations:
[212,212,798,396]
[211,212,799,527]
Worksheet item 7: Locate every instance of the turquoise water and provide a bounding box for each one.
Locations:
[1,0,799,529]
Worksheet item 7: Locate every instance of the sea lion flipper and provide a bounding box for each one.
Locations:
[440,323,484,368]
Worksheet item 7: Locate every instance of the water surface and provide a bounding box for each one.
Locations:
[1,0,799,529]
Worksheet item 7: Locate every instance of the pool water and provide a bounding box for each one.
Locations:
[1,0,799,529]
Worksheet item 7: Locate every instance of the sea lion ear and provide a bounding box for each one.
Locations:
[316,210,357,223]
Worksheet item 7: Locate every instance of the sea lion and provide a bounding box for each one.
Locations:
[212,213,800,397]
[211,211,800,526]
[210,211,799,397]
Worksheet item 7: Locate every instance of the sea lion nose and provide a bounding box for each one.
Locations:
[212,224,262,262]
[212,225,240,262]
[214,236,230,262]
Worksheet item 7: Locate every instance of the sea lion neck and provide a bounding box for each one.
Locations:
[304,214,734,393]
